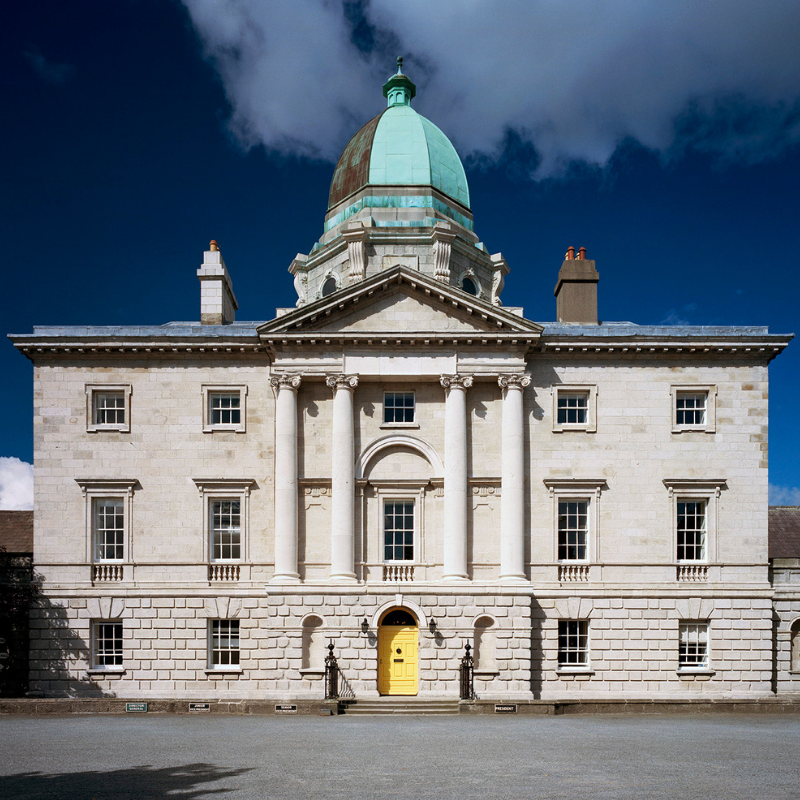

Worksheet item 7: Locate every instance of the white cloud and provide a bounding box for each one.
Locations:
[770,484,800,506]
[182,0,800,176]
[0,458,33,510]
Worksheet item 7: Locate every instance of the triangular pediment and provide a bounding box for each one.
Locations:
[258,266,542,336]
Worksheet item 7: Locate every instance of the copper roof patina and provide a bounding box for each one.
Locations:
[328,112,384,209]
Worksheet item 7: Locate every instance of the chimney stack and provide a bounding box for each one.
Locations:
[554,246,599,325]
[198,240,238,325]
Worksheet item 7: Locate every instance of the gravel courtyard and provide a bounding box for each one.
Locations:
[1,712,798,799]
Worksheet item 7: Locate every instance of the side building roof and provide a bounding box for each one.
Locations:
[0,510,33,555]
[769,506,800,559]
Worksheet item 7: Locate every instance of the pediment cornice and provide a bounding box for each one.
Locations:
[257,265,543,338]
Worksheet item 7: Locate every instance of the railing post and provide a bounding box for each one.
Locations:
[324,641,339,700]
[459,642,475,700]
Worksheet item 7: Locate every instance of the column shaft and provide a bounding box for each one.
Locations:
[272,377,300,582]
[329,376,357,581]
[441,376,471,580]
[500,376,529,581]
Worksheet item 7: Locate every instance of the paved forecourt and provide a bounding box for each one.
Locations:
[1,713,799,799]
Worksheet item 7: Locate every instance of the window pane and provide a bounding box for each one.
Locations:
[94,498,124,561]
[557,393,588,424]
[94,391,125,425]
[558,500,588,561]
[558,620,588,666]
[676,392,707,426]
[679,622,708,667]
[384,500,414,562]
[383,392,415,424]
[211,500,241,560]
[677,500,706,561]
[210,392,241,425]
[94,622,123,667]
[211,619,240,667]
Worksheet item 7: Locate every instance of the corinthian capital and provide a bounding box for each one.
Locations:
[440,375,474,391]
[326,374,359,391]
[270,374,302,390]
[498,374,531,390]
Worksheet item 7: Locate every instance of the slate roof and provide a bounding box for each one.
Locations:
[769,507,800,559]
[0,511,33,554]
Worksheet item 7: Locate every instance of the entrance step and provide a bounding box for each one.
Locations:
[338,699,460,716]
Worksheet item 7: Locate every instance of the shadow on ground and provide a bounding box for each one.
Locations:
[1,761,253,799]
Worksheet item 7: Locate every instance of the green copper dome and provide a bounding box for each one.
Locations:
[327,63,471,228]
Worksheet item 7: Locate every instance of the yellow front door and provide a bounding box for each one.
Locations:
[378,624,418,695]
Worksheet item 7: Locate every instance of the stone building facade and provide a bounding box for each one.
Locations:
[10,65,797,701]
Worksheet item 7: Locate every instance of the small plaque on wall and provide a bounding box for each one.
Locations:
[275,704,297,714]
[126,702,148,713]
[189,703,211,712]
[494,704,517,713]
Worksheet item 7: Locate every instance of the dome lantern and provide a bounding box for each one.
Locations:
[382,57,416,107]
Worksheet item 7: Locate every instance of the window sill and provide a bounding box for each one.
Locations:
[552,426,594,434]
[556,667,594,676]
[676,669,715,677]
[86,669,126,677]
[203,426,246,434]
[299,668,325,678]
[205,667,243,675]
[473,669,500,678]
[672,427,714,435]
[379,423,419,430]
[87,426,129,434]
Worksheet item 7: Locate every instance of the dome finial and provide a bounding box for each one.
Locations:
[383,58,416,108]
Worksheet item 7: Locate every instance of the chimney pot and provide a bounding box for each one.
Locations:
[209,240,219,251]
[578,247,586,260]
[566,246,575,260]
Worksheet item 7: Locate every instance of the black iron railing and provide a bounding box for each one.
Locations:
[324,641,339,700]
[459,642,475,700]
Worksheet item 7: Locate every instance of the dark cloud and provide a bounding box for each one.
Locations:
[182,0,800,177]
[24,47,75,86]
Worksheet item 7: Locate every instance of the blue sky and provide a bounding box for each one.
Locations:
[2,1,799,508]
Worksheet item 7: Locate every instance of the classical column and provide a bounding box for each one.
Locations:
[326,374,359,582]
[270,374,302,582]
[440,375,473,581]
[498,374,531,581]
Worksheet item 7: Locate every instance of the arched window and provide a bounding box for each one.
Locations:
[321,276,337,297]
[302,615,325,670]
[473,616,497,671]
[792,619,800,672]
[461,276,477,296]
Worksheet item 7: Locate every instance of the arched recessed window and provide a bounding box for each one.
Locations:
[792,620,800,672]
[321,276,337,297]
[473,616,497,671]
[461,277,477,296]
[302,615,325,670]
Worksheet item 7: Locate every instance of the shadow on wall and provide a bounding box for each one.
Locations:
[0,547,37,698]
[30,596,107,698]
[530,598,544,699]
[2,762,253,800]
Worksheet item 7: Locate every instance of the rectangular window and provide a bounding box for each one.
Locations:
[557,392,588,425]
[677,500,706,561]
[384,500,414,562]
[558,500,588,561]
[383,392,415,424]
[210,620,240,668]
[86,385,131,432]
[202,385,247,433]
[209,392,241,426]
[679,622,708,669]
[675,392,707,426]
[558,620,588,667]
[93,621,123,668]
[93,498,124,561]
[210,499,241,561]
